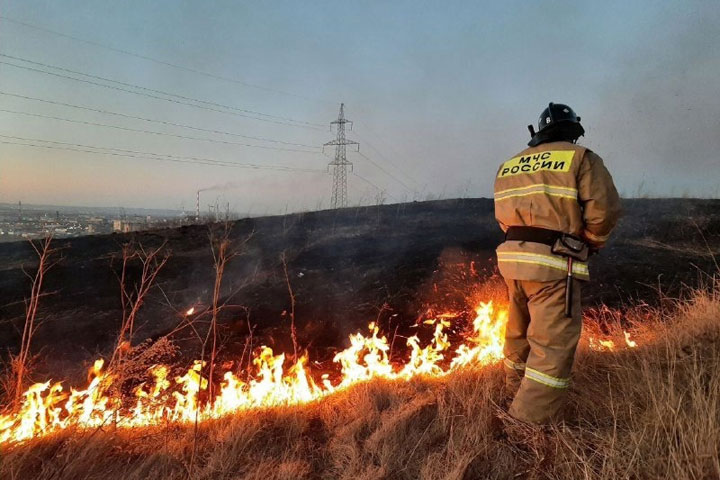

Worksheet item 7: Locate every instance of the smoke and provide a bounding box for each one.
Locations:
[199,182,242,193]
[579,3,720,198]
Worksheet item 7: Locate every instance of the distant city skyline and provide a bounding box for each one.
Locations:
[1,0,719,212]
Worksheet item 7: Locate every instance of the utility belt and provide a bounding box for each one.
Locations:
[505,226,589,262]
[505,226,589,317]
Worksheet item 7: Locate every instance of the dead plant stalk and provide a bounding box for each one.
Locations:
[111,240,169,366]
[281,252,298,360]
[13,236,58,407]
[190,223,242,476]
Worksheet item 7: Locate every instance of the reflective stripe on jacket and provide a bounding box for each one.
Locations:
[494,141,621,282]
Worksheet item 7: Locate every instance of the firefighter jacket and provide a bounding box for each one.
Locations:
[494,141,621,282]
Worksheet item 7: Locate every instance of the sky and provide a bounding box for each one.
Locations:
[0,0,718,213]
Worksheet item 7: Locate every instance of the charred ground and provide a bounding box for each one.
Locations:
[1,197,719,381]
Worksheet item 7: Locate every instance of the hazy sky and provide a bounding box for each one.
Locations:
[1,0,718,213]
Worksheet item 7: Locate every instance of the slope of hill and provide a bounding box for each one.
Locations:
[1,197,719,380]
[1,197,720,479]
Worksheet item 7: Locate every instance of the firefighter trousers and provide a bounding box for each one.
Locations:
[502,278,582,424]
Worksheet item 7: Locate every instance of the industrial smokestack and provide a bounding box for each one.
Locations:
[196,190,200,223]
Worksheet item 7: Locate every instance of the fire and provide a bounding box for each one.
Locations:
[624,331,637,348]
[588,330,637,351]
[0,301,637,446]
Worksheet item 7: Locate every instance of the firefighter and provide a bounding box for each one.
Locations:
[494,103,621,424]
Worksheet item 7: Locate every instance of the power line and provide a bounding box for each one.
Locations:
[0,56,325,129]
[0,91,319,147]
[0,139,323,172]
[354,150,413,193]
[0,59,297,127]
[321,148,410,197]
[0,59,420,191]
[352,172,400,202]
[0,108,320,153]
[0,17,435,196]
[355,129,420,187]
[0,53,323,127]
[0,15,335,106]
[0,134,326,172]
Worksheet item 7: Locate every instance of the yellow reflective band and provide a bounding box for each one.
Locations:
[525,367,570,389]
[503,358,526,370]
[497,251,589,276]
[495,184,578,196]
[496,191,577,201]
[498,258,589,277]
[583,229,611,243]
[498,151,574,178]
[494,184,578,201]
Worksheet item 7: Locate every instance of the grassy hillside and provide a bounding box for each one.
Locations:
[1,280,719,479]
[1,198,719,479]
[1,198,719,382]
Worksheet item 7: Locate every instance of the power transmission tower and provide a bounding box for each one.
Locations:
[324,103,359,209]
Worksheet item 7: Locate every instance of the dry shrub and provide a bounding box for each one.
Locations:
[111,240,169,367]
[108,336,179,395]
[2,282,720,480]
[7,236,59,407]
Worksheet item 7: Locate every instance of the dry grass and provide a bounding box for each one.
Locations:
[2,283,719,480]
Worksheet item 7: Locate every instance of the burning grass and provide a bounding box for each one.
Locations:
[0,301,509,445]
[2,281,719,479]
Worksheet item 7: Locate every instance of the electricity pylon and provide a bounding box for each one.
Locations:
[324,103,359,209]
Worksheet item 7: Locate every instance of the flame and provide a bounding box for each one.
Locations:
[185,307,195,316]
[624,331,637,348]
[588,330,638,352]
[0,301,638,445]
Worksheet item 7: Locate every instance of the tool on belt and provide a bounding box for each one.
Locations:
[505,226,590,317]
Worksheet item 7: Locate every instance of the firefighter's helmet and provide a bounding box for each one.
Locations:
[537,103,582,133]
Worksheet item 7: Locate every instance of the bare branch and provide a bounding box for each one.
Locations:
[12,235,57,407]
[110,240,169,367]
[281,251,299,360]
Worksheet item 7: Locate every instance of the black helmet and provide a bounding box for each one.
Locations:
[527,102,585,147]
[537,102,581,132]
